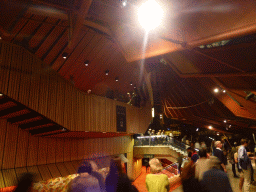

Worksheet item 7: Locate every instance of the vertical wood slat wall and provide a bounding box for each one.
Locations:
[0,41,151,134]
[0,119,133,170]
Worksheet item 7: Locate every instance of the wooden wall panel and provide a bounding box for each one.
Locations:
[38,165,52,181]
[47,138,56,164]
[37,137,48,165]
[55,77,65,126]
[63,138,71,162]
[47,164,61,178]
[71,140,78,161]
[46,75,57,122]
[2,123,18,169]
[0,42,151,134]
[77,139,85,160]
[2,169,17,187]
[15,167,28,180]
[27,135,39,167]
[15,129,29,168]
[0,170,5,188]
[56,163,70,177]
[27,166,42,182]
[0,120,7,169]
[55,138,64,163]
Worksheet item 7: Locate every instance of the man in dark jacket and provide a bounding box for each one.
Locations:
[214,141,227,172]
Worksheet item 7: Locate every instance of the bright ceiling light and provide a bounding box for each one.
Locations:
[209,125,213,129]
[222,90,226,93]
[138,0,164,31]
[122,1,127,7]
[214,88,219,93]
[223,120,227,123]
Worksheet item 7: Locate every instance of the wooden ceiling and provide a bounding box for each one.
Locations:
[1,0,256,134]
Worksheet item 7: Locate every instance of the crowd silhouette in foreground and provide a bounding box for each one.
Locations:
[10,138,255,192]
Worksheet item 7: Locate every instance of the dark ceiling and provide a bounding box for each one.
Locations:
[1,0,256,135]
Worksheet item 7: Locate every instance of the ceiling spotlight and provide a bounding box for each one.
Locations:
[224,120,227,123]
[122,0,127,7]
[84,60,89,66]
[0,93,3,97]
[138,0,164,31]
[115,77,119,82]
[217,132,219,136]
[105,69,109,75]
[196,128,199,131]
[62,52,68,59]
[209,125,213,129]
[127,92,130,95]
[130,82,133,85]
[222,90,226,93]
[214,88,219,93]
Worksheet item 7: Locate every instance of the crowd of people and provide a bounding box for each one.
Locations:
[10,137,255,192]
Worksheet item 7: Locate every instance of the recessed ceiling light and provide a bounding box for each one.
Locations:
[105,69,109,75]
[222,90,226,93]
[115,77,119,81]
[130,82,133,85]
[62,52,68,59]
[122,1,127,7]
[0,93,3,97]
[84,60,89,66]
[209,126,213,129]
[214,88,219,93]
[224,120,227,123]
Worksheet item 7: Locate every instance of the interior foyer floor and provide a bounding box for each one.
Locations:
[134,162,256,192]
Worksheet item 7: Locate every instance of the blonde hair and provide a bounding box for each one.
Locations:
[149,158,163,174]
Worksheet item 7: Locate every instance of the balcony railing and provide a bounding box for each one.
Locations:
[134,135,188,154]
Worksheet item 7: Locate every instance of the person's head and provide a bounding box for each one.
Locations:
[14,173,34,192]
[215,141,222,148]
[109,157,123,175]
[209,156,221,169]
[187,147,192,152]
[149,158,163,174]
[241,139,248,146]
[78,161,92,174]
[199,148,207,158]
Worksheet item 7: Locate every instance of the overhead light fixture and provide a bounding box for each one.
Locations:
[122,0,127,7]
[0,93,3,97]
[115,77,119,82]
[62,52,68,59]
[105,69,109,75]
[222,90,226,93]
[84,60,89,66]
[196,128,199,132]
[138,0,164,31]
[209,125,213,129]
[130,82,133,85]
[214,88,219,93]
[224,120,227,123]
[217,132,219,136]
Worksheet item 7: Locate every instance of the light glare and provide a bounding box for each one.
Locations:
[214,88,219,93]
[138,0,163,31]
